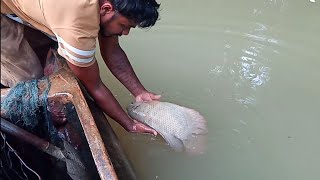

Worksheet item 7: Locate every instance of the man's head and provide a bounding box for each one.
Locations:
[99,0,160,37]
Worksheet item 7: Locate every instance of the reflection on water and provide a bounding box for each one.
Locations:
[209,21,277,107]
[97,0,320,180]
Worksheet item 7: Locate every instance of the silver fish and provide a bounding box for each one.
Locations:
[127,101,208,154]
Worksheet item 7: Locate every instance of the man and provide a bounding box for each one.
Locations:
[1,0,161,135]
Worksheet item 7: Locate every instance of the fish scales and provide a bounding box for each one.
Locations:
[133,102,190,138]
[127,101,208,154]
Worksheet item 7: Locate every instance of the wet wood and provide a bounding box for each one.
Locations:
[47,68,118,180]
[81,84,137,180]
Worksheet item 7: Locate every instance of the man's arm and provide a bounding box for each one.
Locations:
[98,35,161,101]
[66,60,157,135]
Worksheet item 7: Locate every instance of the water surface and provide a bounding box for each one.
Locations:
[97,0,320,179]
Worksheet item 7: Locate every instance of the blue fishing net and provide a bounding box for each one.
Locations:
[1,77,60,144]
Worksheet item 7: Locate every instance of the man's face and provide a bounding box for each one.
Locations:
[100,10,136,37]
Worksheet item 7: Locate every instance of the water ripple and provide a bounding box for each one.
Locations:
[208,22,279,106]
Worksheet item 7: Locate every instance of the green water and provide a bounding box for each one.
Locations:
[96,0,320,179]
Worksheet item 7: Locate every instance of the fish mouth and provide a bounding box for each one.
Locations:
[126,103,133,112]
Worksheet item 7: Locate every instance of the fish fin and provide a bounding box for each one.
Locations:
[183,108,208,134]
[160,132,184,152]
[182,107,208,155]
[183,133,207,155]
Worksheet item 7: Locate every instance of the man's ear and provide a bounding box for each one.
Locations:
[100,2,114,16]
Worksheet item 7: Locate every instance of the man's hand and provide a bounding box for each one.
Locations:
[125,120,157,136]
[135,91,161,102]
[132,92,160,136]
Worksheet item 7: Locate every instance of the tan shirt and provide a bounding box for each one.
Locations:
[1,0,100,67]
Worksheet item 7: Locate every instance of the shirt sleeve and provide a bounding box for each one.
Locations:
[54,28,97,67]
[43,0,100,67]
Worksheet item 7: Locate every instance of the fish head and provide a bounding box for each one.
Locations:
[127,101,145,121]
[127,101,143,111]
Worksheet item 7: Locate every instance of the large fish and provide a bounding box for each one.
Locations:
[127,101,208,154]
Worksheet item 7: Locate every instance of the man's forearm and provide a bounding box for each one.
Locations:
[66,61,134,131]
[88,81,133,129]
[99,35,147,96]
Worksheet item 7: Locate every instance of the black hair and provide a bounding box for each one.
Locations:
[110,0,160,28]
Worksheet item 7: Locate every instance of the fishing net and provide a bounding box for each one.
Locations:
[0,132,42,180]
[1,77,63,179]
[1,77,60,143]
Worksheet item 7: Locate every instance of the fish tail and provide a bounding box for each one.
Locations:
[184,133,207,155]
[184,108,208,134]
[182,107,208,155]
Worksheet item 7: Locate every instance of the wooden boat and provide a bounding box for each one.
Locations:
[1,65,137,180]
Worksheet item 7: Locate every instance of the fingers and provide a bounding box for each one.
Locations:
[131,123,158,136]
[135,94,150,102]
[151,94,161,100]
[135,96,143,102]
[135,93,161,102]
[140,127,157,136]
[136,123,158,136]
